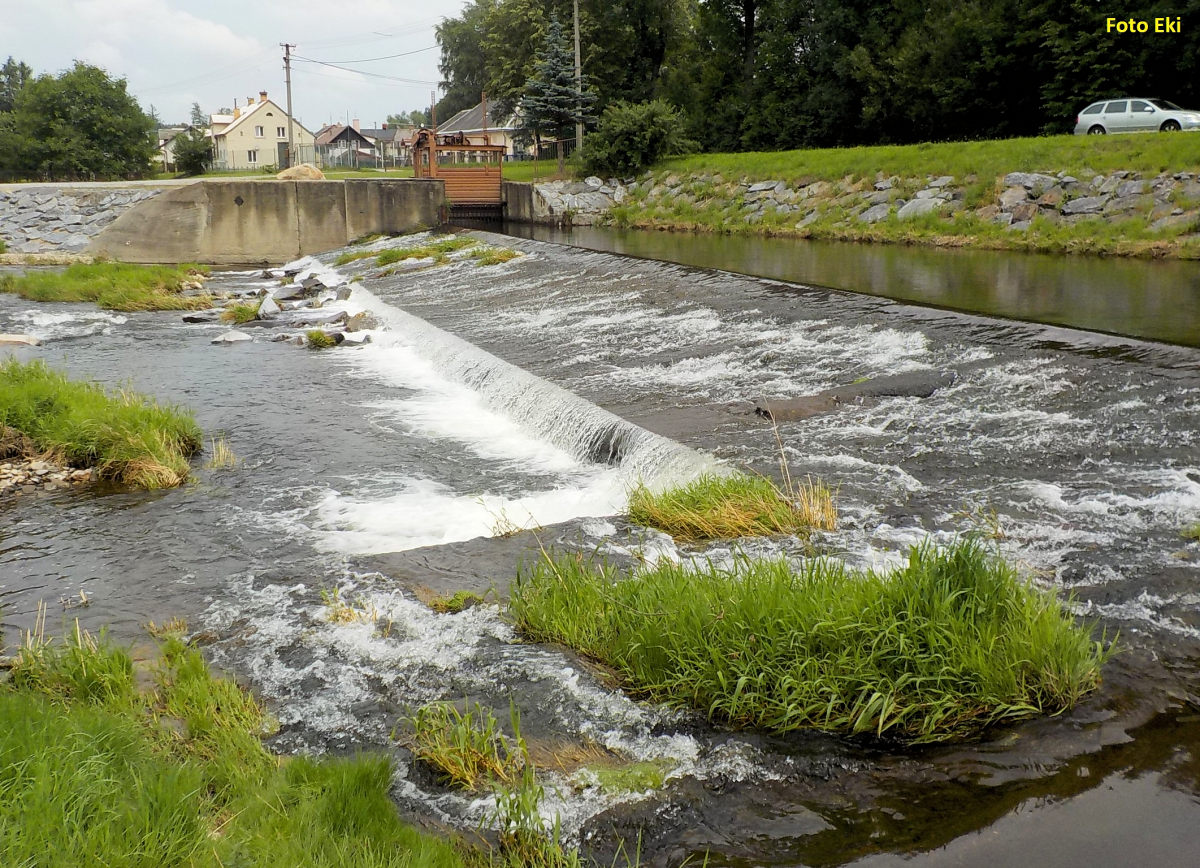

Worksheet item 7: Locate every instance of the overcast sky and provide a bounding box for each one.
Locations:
[1,0,470,129]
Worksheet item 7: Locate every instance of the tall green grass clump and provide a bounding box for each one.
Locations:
[408,701,527,790]
[0,625,472,868]
[628,472,836,541]
[511,539,1112,743]
[0,358,202,488]
[0,262,212,311]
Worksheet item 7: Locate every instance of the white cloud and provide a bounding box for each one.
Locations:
[4,0,466,124]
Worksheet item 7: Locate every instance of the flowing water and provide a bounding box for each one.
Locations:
[1,232,1198,866]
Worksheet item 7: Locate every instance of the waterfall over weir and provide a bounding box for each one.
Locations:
[351,283,721,488]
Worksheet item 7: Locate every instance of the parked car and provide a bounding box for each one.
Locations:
[1074,98,1200,135]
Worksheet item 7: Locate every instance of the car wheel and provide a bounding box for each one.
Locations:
[1161,120,1181,132]
[1088,125,1106,135]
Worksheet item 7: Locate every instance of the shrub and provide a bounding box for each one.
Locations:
[511,539,1113,743]
[580,100,697,177]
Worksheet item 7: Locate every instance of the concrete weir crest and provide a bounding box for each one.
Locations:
[87,179,444,265]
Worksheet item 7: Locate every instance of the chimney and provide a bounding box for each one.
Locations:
[351,118,360,131]
[382,122,387,130]
[259,90,268,102]
[246,95,254,105]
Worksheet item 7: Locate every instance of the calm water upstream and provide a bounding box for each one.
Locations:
[499,223,1200,348]
[1,231,1198,866]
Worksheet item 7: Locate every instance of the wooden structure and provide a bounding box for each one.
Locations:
[412,127,505,219]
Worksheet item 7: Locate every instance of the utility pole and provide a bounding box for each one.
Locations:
[281,43,296,168]
[573,0,583,154]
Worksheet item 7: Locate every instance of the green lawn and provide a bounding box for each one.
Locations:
[658,133,1200,185]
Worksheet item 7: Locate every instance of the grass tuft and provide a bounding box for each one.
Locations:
[628,472,835,542]
[305,329,336,349]
[511,538,1113,743]
[407,701,527,790]
[204,436,239,470]
[376,237,478,267]
[428,590,486,614]
[219,299,261,324]
[0,262,212,311]
[0,359,201,488]
[1182,522,1200,542]
[473,246,521,266]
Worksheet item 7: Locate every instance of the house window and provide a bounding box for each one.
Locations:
[277,126,286,138]
[248,150,258,164]
[254,125,264,137]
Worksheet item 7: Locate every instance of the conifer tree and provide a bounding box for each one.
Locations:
[521,13,596,174]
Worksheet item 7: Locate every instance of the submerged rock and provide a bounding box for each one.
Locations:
[755,371,957,422]
[0,333,41,346]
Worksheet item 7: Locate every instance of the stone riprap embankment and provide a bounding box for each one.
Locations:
[517,170,1200,249]
[1,458,95,495]
[0,185,172,254]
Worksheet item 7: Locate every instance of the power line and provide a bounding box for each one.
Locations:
[291,55,438,85]
[305,45,437,64]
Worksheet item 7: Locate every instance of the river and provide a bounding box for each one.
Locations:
[1,231,1198,866]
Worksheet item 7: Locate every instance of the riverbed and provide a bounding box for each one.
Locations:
[1,232,1198,865]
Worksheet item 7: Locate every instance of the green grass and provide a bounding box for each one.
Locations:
[408,702,527,790]
[0,262,212,311]
[429,590,487,614]
[0,624,473,868]
[306,330,336,349]
[511,539,1112,743]
[1183,522,1200,542]
[376,237,478,266]
[219,299,261,323]
[0,358,202,488]
[628,473,836,542]
[473,246,521,266]
[659,133,1200,187]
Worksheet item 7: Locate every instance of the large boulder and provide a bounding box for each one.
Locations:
[276,163,325,180]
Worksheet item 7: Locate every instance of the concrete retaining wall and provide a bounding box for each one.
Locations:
[85,179,444,265]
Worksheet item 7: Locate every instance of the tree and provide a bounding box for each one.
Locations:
[0,62,155,181]
[522,12,597,173]
[190,101,208,128]
[385,109,429,127]
[0,56,32,113]
[172,128,212,176]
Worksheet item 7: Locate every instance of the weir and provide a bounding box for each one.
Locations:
[87,178,444,265]
[356,288,721,486]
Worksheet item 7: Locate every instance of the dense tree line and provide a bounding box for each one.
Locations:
[0,59,156,181]
[436,0,1200,150]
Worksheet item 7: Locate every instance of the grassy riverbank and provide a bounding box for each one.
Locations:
[0,262,211,311]
[0,625,472,868]
[605,134,1200,258]
[660,134,1200,189]
[511,539,1111,743]
[0,359,201,488]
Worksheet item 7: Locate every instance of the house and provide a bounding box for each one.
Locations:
[209,91,315,171]
[359,124,416,167]
[155,126,190,171]
[313,121,378,168]
[438,101,528,159]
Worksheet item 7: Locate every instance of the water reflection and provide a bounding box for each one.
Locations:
[496,224,1200,348]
